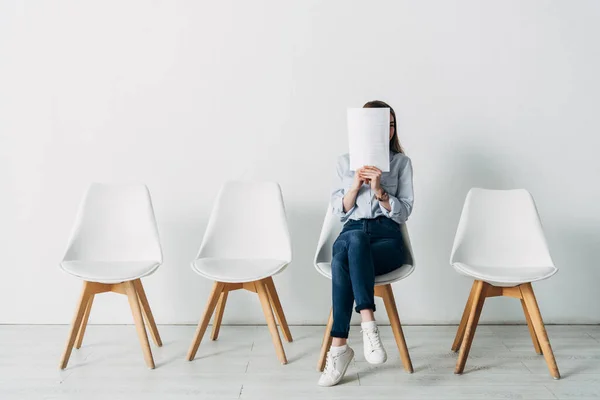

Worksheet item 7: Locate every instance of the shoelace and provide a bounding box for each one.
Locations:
[323,351,339,374]
[362,328,383,351]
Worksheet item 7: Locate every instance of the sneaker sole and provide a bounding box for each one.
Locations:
[364,351,387,365]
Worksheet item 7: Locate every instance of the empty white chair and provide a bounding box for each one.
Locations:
[187,181,293,364]
[314,206,415,373]
[450,188,560,379]
[59,183,163,369]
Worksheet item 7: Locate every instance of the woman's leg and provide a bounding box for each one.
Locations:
[330,233,356,342]
[344,231,377,316]
[358,235,403,323]
[370,237,405,276]
[320,235,358,387]
[331,226,378,329]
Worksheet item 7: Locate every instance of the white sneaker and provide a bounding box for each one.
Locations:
[361,322,387,364]
[318,346,355,387]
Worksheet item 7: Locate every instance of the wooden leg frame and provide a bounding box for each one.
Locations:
[452,280,560,379]
[60,279,162,370]
[187,277,292,365]
[317,283,414,373]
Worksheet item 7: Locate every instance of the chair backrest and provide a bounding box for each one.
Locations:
[314,206,415,267]
[197,181,292,262]
[62,183,162,263]
[450,188,554,268]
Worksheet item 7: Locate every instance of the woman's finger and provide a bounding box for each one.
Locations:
[365,166,382,173]
[365,167,382,175]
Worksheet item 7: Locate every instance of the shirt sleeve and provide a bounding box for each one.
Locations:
[379,156,414,224]
[331,157,356,222]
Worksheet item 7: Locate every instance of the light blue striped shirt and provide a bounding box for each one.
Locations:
[331,151,414,225]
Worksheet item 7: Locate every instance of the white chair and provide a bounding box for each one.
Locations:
[450,188,560,379]
[187,181,293,364]
[59,183,163,370]
[314,207,415,373]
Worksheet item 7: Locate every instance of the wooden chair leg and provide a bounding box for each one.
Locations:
[75,293,94,349]
[133,279,162,347]
[264,277,293,343]
[256,279,287,364]
[455,280,487,374]
[124,281,155,369]
[211,291,228,340]
[380,284,414,373]
[317,308,334,371]
[187,282,225,361]
[452,281,478,352]
[521,298,542,355]
[520,283,560,379]
[60,281,94,369]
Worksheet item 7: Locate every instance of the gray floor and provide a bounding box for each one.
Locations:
[1,324,600,399]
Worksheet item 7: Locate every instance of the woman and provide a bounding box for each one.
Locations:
[319,100,414,387]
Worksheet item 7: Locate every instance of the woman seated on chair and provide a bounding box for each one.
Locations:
[319,100,414,387]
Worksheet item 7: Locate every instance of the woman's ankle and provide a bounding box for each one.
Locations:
[360,309,375,322]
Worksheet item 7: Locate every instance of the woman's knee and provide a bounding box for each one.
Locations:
[342,230,369,247]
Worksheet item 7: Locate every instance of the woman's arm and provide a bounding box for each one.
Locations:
[343,186,360,213]
[361,157,414,224]
[385,157,414,224]
[331,156,363,221]
[360,166,391,211]
[377,192,392,212]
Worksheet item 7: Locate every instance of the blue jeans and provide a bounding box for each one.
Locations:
[330,217,406,338]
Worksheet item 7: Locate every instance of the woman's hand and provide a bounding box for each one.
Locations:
[360,166,383,193]
[343,168,366,213]
[350,168,366,192]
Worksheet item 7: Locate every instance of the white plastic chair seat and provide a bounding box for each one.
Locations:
[315,262,415,286]
[191,258,289,283]
[60,260,161,284]
[452,262,557,287]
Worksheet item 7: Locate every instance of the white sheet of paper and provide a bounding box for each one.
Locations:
[347,108,390,172]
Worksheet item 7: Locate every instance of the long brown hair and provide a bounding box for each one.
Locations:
[363,100,404,154]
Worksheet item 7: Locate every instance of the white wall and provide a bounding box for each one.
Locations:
[1,0,599,325]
